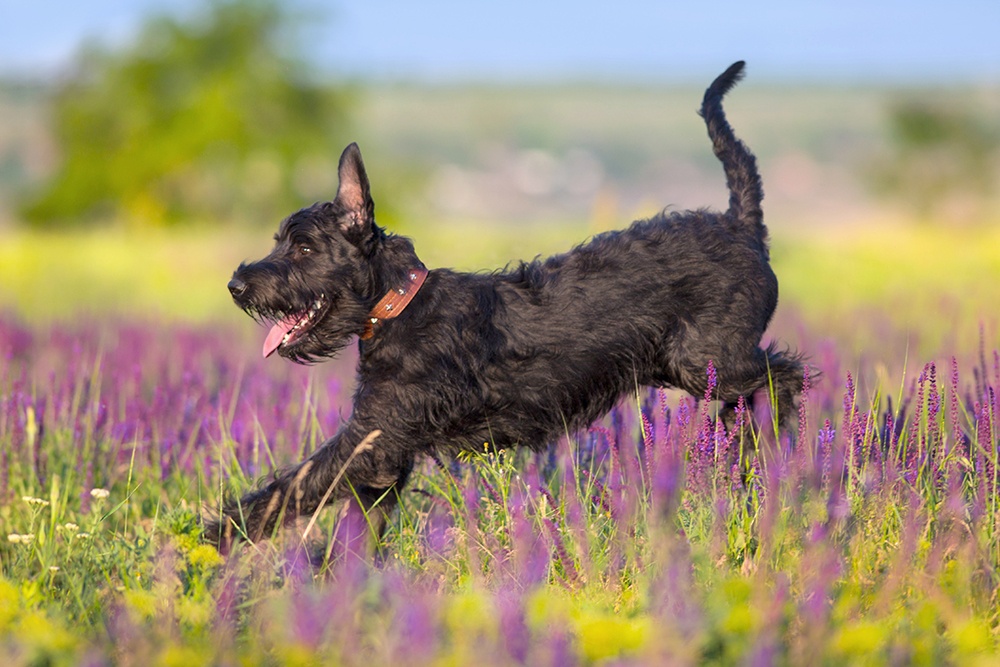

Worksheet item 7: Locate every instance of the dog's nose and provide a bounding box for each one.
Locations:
[228,277,247,298]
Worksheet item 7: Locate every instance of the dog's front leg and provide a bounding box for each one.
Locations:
[207,424,412,551]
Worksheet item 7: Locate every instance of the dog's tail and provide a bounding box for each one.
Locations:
[699,61,765,244]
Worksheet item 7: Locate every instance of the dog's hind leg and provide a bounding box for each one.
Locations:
[709,345,805,431]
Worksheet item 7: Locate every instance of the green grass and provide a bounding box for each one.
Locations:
[774,221,1000,320]
[0,226,260,323]
[2,218,998,343]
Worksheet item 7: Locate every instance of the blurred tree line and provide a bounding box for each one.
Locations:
[17,0,999,229]
[870,100,1000,222]
[20,0,352,227]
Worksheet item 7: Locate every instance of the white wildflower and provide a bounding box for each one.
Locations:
[90,488,110,500]
[22,496,50,507]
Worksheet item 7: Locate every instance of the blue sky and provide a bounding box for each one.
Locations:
[2,0,998,83]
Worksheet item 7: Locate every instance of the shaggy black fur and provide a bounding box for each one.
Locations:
[206,61,804,550]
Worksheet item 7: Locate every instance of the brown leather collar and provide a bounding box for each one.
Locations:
[360,267,428,340]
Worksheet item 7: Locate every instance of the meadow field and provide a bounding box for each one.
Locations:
[2,216,1000,666]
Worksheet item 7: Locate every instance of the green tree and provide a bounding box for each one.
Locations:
[20,0,351,227]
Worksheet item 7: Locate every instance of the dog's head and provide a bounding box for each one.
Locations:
[228,143,411,363]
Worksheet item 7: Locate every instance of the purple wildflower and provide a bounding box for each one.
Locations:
[509,493,549,588]
[641,410,655,484]
[841,371,856,451]
[542,515,579,585]
[948,356,962,454]
[819,419,835,492]
[388,577,439,663]
[496,590,530,663]
[424,505,454,558]
[927,362,941,452]
[798,364,811,447]
[590,424,619,475]
[657,387,671,422]
[705,360,718,401]
[978,393,995,500]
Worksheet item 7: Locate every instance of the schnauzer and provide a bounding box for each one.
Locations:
[208,61,803,550]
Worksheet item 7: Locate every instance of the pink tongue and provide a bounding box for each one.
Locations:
[262,316,300,358]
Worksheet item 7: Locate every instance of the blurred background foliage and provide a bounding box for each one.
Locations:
[18,0,353,227]
[0,0,997,338]
[4,0,998,233]
[869,100,1000,221]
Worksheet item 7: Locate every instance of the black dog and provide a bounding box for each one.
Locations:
[208,61,803,550]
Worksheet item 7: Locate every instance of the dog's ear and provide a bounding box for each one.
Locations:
[334,143,375,233]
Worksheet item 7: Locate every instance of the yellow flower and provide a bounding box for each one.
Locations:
[176,597,213,629]
[123,589,158,621]
[187,544,224,569]
[157,644,211,667]
[25,406,38,444]
[17,610,77,653]
[576,613,651,663]
[0,578,18,628]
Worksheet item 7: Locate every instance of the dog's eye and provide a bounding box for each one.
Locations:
[298,245,312,256]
